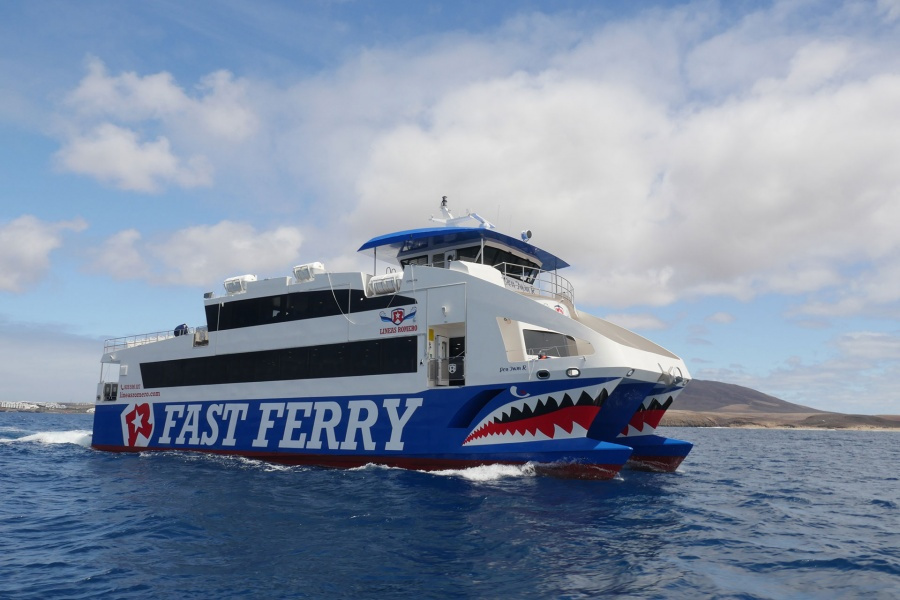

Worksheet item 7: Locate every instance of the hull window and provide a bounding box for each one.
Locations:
[140,336,417,388]
[205,289,416,332]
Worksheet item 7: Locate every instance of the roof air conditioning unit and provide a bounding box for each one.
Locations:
[293,262,326,282]
[223,274,257,294]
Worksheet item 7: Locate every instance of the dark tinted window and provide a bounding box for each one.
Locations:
[400,255,428,267]
[140,336,418,388]
[523,329,577,358]
[205,290,416,332]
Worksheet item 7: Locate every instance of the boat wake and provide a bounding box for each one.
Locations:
[0,429,93,447]
[430,463,537,481]
[347,462,536,481]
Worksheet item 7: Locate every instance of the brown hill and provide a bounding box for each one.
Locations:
[663,380,900,430]
[675,380,825,413]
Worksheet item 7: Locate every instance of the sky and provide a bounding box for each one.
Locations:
[2,0,900,414]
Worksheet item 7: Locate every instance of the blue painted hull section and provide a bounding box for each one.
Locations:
[92,377,637,478]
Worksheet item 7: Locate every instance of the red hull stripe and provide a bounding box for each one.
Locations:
[626,455,686,473]
[91,445,624,480]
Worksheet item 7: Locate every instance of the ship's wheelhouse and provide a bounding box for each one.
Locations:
[359,225,570,287]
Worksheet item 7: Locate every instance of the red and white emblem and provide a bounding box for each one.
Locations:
[391,309,406,325]
[120,402,154,447]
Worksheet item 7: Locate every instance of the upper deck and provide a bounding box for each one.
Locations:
[359,201,574,304]
[105,200,579,353]
[358,225,570,271]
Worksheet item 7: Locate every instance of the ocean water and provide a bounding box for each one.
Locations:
[1,413,898,600]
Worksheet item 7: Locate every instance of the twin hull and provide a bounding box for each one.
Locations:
[94,264,690,478]
[94,379,641,478]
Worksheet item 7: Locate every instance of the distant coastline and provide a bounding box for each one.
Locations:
[661,409,900,431]
[659,379,900,431]
[1,403,94,415]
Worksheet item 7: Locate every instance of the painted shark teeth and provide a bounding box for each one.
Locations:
[463,384,608,446]
[617,394,675,437]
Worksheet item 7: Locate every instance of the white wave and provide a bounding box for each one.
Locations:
[232,455,303,472]
[431,463,536,481]
[138,450,307,472]
[0,426,28,434]
[348,463,402,472]
[0,430,93,447]
[348,462,536,480]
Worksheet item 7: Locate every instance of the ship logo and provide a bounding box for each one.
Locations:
[381,307,417,326]
[121,402,154,447]
[463,385,609,446]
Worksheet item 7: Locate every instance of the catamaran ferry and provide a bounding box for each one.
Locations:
[92,199,692,478]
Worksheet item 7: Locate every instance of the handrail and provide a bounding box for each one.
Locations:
[104,326,197,353]
[494,262,575,304]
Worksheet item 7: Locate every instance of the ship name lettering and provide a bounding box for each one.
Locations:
[152,399,421,452]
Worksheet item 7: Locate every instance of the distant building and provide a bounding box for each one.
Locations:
[0,401,40,411]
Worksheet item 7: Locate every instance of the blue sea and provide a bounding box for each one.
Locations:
[1,413,898,599]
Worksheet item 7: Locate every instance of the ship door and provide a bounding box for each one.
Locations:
[429,334,450,386]
[448,336,465,386]
[436,335,449,386]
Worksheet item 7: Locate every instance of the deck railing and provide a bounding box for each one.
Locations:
[494,262,575,305]
[103,327,197,353]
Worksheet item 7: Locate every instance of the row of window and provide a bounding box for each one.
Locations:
[205,289,416,332]
[399,244,541,283]
[140,336,418,388]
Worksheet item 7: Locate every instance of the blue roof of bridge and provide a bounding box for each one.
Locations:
[358,226,570,270]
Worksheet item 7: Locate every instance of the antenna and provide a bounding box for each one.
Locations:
[430,196,496,229]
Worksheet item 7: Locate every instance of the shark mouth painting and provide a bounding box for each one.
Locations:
[463,385,609,446]
[619,395,674,437]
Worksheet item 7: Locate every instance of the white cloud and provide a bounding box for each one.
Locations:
[90,221,305,288]
[54,58,257,192]
[149,221,304,286]
[759,40,853,94]
[56,124,213,192]
[65,58,258,141]
[791,251,900,319]
[696,329,900,415]
[66,58,190,120]
[834,330,900,361]
[47,2,900,319]
[0,216,87,292]
[90,229,150,280]
[324,6,900,314]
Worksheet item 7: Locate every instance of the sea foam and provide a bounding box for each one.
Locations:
[431,462,537,481]
[0,429,93,447]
